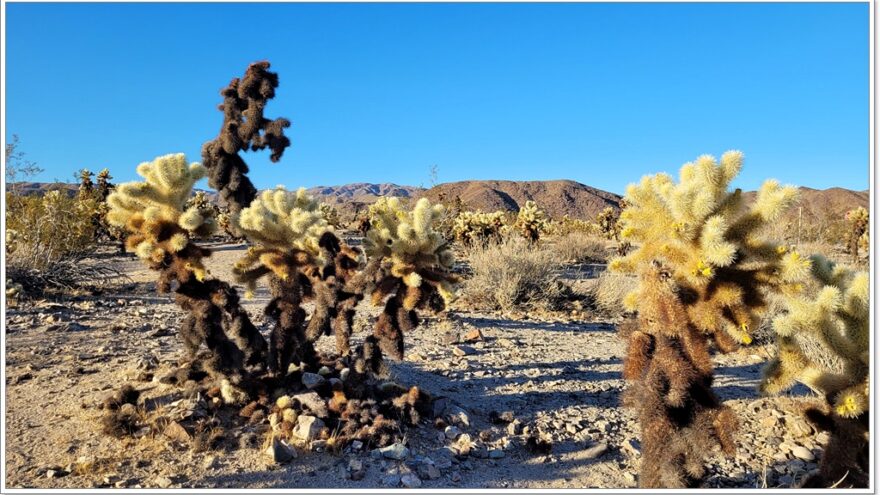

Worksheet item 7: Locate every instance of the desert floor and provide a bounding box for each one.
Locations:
[5,242,825,489]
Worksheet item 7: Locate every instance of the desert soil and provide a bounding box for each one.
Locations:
[4,242,827,489]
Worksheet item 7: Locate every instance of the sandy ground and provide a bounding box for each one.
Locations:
[4,243,828,489]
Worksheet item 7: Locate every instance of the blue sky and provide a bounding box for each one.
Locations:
[4,2,870,194]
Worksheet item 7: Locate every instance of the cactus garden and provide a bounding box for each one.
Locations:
[4,3,872,491]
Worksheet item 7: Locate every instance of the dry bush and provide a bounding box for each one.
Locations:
[590,270,637,318]
[459,237,565,311]
[5,190,119,295]
[552,232,608,264]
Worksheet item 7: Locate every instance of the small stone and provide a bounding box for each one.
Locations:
[791,445,815,461]
[351,440,364,451]
[381,474,401,487]
[163,421,192,444]
[292,391,329,418]
[401,472,422,488]
[623,472,637,485]
[462,328,483,342]
[418,463,442,480]
[46,469,68,479]
[154,476,173,489]
[379,443,410,460]
[778,474,794,486]
[293,415,325,441]
[202,455,219,470]
[489,449,505,459]
[317,366,332,376]
[264,438,297,464]
[497,338,517,348]
[301,372,326,390]
[444,425,462,440]
[582,442,608,459]
[451,471,462,482]
[444,405,470,427]
[760,416,779,429]
[622,438,641,457]
[506,419,523,436]
[239,432,259,449]
[452,345,476,357]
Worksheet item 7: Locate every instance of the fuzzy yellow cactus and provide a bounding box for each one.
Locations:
[611,151,802,347]
[452,210,507,246]
[107,153,215,280]
[233,187,332,293]
[364,197,456,302]
[514,200,548,242]
[761,255,868,415]
[760,255,869,487]
[363,197,458,359]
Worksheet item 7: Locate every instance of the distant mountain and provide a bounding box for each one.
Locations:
[420,179,622,220]
[742,186,869,226]
[307,183,423,205]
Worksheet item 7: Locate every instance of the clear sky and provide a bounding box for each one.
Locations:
[4,2,870,194]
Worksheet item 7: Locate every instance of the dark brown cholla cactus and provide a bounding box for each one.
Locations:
[107,153,268,389]
[760,256,869,488]
[843,207,868,262]
[362,197,458,360]
[610,152,807,487]
[200,60,291,229]
[78,168,95,199]
[96,168,114,200]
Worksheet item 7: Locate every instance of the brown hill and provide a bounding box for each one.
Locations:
[742,186,868,225]
[420,180,622,220]
[307,183,423,205]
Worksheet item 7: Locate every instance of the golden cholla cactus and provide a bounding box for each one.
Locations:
[611,151,803,347]
[452,210,507,246]
[233,186,331,293]
[107,153,267,382]
[612,151,802,488]
[107,153,215,280]
[594,206,621,240]
[514,200,548,243]
[761,255,869,487]
[362,197,457,359]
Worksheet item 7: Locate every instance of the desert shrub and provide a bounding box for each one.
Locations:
[553,231,608,264]
[590,270,637,318]
[514,200,549,243]
[611,151,804,488]
[760,255,868,487]
[460,236,564,311]
[453,210,508,246]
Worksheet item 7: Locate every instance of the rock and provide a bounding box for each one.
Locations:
[293,415,325,442]
[462,328,483,342]
[264,438,297,464]
[401,472,422,488]
[351,440,364,451]
[441,331,459,345]
[379,443,410,460]
[623,472,637,485]
[452,345,476,357]
[381,474,401,487]
[348,459,366,480]
[239,432,259,449]
[489,410,515,424]
[497,338,517,348]
[622,438,641,457]
[432,397,451,419]
[582,441,608,459]
[301,372,326,390]
[791,445,815,461]
[154,476,173,489]
[790,418,814,438]
[163,421,192,444]
[202,455,219,470]
[46,469,68,479]
[444,425,462,440]
[489,449,505,459]
[451,471,462,482]
[418,463,442,480]
[506,419,523,436]
[292,391,329,418]
[760,416,779,429]
[317,366,332,376]
[444,405,470,427]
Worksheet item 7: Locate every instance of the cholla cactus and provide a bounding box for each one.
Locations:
[452,210,507,246]
[363,197,457,359]
[611,151,803,487]
[107,153,267,383]
[6,228,20,255]
[760,256,869,487]
[201,61,291,231]
[319,203,343,229]
[844,207,868,262]
[96,168,114,200]
[78,168,95,199]
[514,200,548,243]
[594,206,621,240]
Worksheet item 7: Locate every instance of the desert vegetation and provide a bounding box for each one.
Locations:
[4,61,871,490]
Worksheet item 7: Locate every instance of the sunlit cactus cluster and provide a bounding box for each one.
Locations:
[452,210,507,246]
[514,200,548,242]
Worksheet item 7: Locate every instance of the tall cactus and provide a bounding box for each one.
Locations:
[514,200,548,243]
[610,151,804,487]
[106,154,267,390]
[760,255,869,487]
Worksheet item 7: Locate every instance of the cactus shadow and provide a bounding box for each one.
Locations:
[457,315,616,334]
